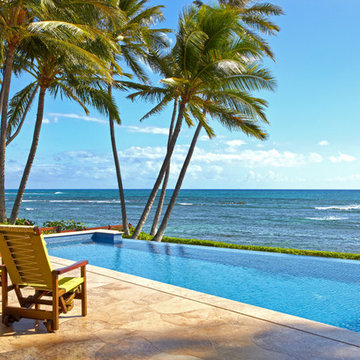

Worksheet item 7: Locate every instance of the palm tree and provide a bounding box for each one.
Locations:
[151,4,281,241]
[102,0,169,236]
[0,0,119,222]
[127,50,180,236]
[194,0,283,59]
[6,83,39,146]
[0,1,33,222]
[8,35,118,224]
[150,97,177,235]
[131,4,278,239]
[153,71,274,241]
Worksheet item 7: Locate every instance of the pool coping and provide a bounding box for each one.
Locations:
[50,253,360,349]
[45,229,123,237]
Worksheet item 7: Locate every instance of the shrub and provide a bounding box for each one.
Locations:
[0,218,35,226]
[14,218,35,226]
[43,219,87,232]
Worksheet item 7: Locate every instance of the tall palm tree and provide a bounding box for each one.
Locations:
[151,4,280,241]
[150,97,177,235]
[153,68,275,241]
[102,0,169,236]
[8,34,118,224]
[0,0,119,222]
[126,50,180,236]
[148,1,282,233]
[131,4,278,239]
[0,1,33,222]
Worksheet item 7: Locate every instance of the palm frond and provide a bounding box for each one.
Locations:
[139,94,173,121]
[7,81,39,140]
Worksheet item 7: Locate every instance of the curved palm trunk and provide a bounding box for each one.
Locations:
[108,85,130,236]
[6,85,39,146]
[131,100,186,239]
[0,47,16,222]
[153,122,202,242]
[150,99,178,236]
[9,87,47,224]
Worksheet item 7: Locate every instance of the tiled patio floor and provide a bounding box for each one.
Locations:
[1,256,360,359]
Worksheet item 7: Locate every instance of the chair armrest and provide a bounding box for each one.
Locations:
[53,260,88,275]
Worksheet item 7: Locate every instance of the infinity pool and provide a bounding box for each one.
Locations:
[46,233,360,332]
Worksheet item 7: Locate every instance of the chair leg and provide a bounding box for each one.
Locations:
[1,267,8,325]
[35,290,40,310]
[81,266,87,317]
[52,274,59,331]
[14,286,24,307]
[59,296,68,314]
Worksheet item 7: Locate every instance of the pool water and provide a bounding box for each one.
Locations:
[47,236,360,332]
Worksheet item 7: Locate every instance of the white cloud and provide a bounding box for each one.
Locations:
[117,146,324,170]
[42,118,50,124]
[18,144,326,189]
[318,140,329,146]
[247,170,289,183]
[120,146,167,160]
[199,135,210,141]
[124,126,169,135]
[308,152,323,163]
[55,150,110,164]
[225,139,246,153]
[326,174,360,182]
[187,164,203,179]
[226,140,246,147]
[192,148,323,168]
[47,113,107,124]
[329,152,356,163]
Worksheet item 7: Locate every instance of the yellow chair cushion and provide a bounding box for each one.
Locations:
[58,277,84,293]
[31,277,84,293]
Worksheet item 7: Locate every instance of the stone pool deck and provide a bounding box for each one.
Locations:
[1,256,360,359]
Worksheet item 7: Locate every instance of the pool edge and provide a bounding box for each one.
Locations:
[50,255,360,349]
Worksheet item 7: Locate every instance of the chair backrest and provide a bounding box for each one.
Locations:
[0,225,52,288]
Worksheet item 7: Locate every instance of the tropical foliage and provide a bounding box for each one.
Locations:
[129,3,280,240]
[1,0,282,241]
[43,219,87,232]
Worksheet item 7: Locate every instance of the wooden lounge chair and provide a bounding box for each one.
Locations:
[0,225,87,332]
[0,255,14,292]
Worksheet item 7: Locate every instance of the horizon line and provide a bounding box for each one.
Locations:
[5,188,360,191]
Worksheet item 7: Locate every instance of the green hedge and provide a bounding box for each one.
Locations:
[123,232,360,260]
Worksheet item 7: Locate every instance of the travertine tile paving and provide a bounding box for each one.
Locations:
[0,256,360,359]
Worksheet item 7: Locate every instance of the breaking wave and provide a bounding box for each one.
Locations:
[315,204,360,211]
[306,216,347,221]
[49,200,119,203]
[178,203,193,206]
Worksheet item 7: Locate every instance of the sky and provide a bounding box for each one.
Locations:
[5,0,360,189]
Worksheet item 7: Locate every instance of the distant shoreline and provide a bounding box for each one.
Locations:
[5,188,360,191]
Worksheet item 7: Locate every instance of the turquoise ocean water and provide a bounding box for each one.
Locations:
[5,189,360,253]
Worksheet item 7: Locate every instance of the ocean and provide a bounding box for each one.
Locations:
[5,189,360,253]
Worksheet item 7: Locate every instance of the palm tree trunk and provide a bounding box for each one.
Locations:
[6,85,39,146]
[9,87,47,224]
[108,84,130,236]
[0,47,16,222]
[150,99,178,235]
[153,122,202,242]
[131,100,186,239]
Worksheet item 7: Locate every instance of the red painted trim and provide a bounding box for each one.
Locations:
[39,224,131,234]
